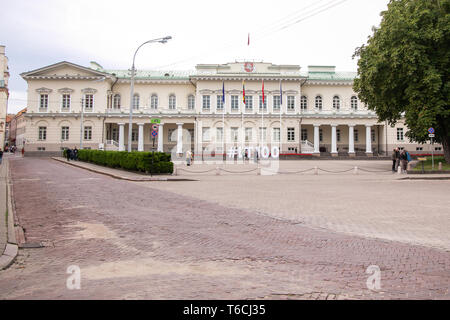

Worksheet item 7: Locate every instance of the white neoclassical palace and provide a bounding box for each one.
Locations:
[20,60,441,157]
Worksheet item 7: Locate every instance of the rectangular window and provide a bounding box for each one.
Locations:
[61,126,69,141]
[40,94,48,110]
[84,126,92,140]
[231,95,239,111]
[337,129,341,142]
[259,96,267,111]
[112,128,118,141]
[202,95,210,110]
[319,129,323,142]
[301,128,308,141]
[273,128,280,142]
[273,96,281,111]
[245,96,253,111]
[287,96,295,111]
[168,129,175,142]
[131,129,138,142]
[231,127,239,142]
[354,129,359,142]
[259,127,267,142]
[202,127,210,141]
[38,126,47,140]
[397,128,404,141]
[288,147,298,153]
[416,147,423,151]
[217,95,224,110]
[371,129,376,142]
[216,127,223,141]
[84,94,94,111]
[62,94,71,110]
[245,128,252,142]
[287,127,295,142]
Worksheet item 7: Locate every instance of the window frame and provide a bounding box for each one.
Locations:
[151,94,158,109]
[61,126,69,141]
[287,96,295,111]
[315,95,323,110]
[38,126,47,141]
[287,127,295,142]
[84,126,92,141]
[169,94,176,110]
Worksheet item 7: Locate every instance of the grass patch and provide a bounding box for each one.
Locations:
[414,156,450,171]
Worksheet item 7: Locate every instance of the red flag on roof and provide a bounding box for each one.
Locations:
[262,80,265,104]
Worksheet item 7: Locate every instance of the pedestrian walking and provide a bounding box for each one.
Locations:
[186,150,192,166]
[73,147,78,161]
[391,148,397,172]
[21,147,24,157]
[400,149,408,173]
[395,148,401,171]
[66,148,72,161]
[0,148,3,165]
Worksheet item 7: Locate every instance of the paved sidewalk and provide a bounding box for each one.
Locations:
[0,157,6,256]
[52,157,193,181]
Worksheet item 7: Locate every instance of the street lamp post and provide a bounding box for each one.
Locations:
[128,36,172,152]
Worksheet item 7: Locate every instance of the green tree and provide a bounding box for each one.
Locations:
[353,0,450,162]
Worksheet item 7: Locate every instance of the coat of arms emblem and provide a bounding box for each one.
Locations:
[244,62,254,73]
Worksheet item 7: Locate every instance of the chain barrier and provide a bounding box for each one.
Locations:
[219,168,258,174]
[318,168,355,174]
[176,166,393,175]
[177,168,217,174]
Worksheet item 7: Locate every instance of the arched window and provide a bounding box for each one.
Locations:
[133,94,140,110]
[351,96,358,110]
[151,94,158,109]
[315,95,322,110]
[300,95,307,110]
[113,94,121,109]
[333,95,340,110]
[169,94,176,109]
[188,95,195,110]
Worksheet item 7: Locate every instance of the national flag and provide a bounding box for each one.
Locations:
[222,82,225,103]
[242,81,246,104]
[279,80,283,105]
[262,80,265,104]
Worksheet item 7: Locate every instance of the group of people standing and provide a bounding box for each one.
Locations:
[392,148,411,173]
[65,147,79,161]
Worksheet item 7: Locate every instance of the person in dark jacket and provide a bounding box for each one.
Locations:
[391,148,397,172]
[0,148,3,165]
[73,147,78,161]
[66,148,72,161]
[400,149,408,173]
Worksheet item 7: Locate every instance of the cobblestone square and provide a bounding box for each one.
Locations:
[0,157,449,300]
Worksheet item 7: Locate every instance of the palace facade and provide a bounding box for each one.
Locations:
[20,60,441,157]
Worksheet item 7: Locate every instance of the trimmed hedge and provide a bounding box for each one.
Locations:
[73,149,173,174]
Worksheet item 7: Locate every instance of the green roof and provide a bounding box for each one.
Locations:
[103,69,192,80]
[304,71,356,81]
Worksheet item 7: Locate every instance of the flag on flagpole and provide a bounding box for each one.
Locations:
[242,81,246,104]
[279,80,283,105]
[262,80,265,104]
[222,81,225,103]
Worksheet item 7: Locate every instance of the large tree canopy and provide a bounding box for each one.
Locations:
[354,0,450,162]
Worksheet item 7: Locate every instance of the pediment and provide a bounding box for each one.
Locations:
[21,61,113,79]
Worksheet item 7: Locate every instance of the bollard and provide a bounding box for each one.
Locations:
[397,165,402,174]
[215,167,220,176]
[438,162,442,171]
[314,166,318,175]
[354,166,358,175]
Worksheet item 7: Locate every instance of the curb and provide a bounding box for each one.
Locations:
[0,159,19,271]
[52,157,196,182]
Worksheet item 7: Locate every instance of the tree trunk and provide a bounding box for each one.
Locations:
[442,135,450,164]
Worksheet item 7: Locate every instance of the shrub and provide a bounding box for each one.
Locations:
[76,149,173,174]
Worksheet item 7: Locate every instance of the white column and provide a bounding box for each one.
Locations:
[157,123,164,152]
[313,124,320,154]
[176,122,183,155]
[137,123,144,152]
[331,124,338,155]
[366,125,372,154]
[118,123,125,151]
[348,125,355,154]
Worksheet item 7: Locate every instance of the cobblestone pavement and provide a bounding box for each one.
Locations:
[0,158,448,299]
[152,161,450,251]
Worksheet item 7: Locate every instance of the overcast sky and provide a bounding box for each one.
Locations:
[1,0,389,114]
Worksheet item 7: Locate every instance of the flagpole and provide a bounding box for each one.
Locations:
[222,81,225,161]
[261,80,264,154]
[279,80,282,154]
